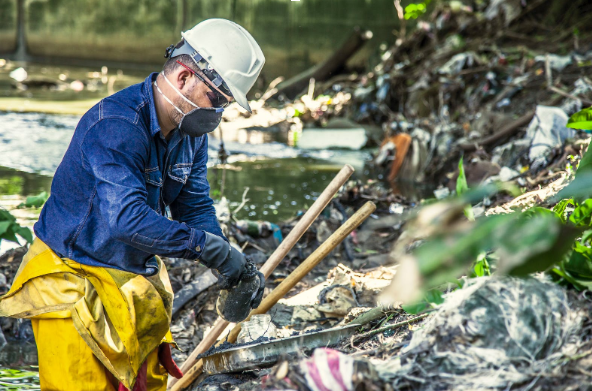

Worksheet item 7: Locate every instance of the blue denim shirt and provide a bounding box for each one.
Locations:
[34,73,225,276]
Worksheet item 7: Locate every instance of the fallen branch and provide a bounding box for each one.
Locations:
[459,110,534,151]
[269,27,373,100]
[548,86,592,106]
[353,313,430,342]
[232,187,250,215]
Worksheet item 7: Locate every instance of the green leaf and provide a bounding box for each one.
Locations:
[15,226,33,244]
[402,289,443,314]
[553,199,576,222]
[564,243,592,278]
[412,211,581,291]
[18,192,49,209]
[424,289,444,305]
[0,209,16,222]
[567,107,592,131]
[473,253,491,277]
[555,172,592,202]
[402,301,428,314]
[569,199,592,226]
[456,157,474,220]
[0,221,11,236]
[456,157,468,195]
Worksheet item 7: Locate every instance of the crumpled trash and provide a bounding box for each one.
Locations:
[299,348,355,391]
[378,277,582,390]
[560,78,592,115]
[291,305,324,324]
[236,314,277,344]
[236,220,283,243]
[9,67,27,82]
[525,105,575,170]
[484,0,523,25]
[433,187,450,200]
[535,53,573,72]
[316,285,358,317]
[438,52,480,75]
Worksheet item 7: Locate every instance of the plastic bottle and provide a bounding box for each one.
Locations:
[237,314,277,344]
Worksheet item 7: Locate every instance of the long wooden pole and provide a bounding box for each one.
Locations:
[168,164,354,390]
[224,201,376,344]
[171,201,375,389]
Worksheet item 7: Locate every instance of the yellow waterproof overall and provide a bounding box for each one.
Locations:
[0,239,177,390]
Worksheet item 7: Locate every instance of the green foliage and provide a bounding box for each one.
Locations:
[473,252,491,277]
[0,209,33,245]
[0,368,40,390]
[404,0,431,20]
[18,192,49,209]
[567,107,592,131]
[456,157,468,196]
[211,189,221,200]
[456,156,474,221]
[413,211,580,293]
[0,176,24,195]
[402,289,443,314]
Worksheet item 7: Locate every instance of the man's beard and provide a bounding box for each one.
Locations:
[171,94,194,130]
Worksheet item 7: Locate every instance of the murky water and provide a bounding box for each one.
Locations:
[0,111,372,223]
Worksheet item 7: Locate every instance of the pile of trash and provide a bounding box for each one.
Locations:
[383,277,584,390]
[227,0,592,201]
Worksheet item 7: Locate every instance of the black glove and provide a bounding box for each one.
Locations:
[250,270,265,309]
[199,232,246,289]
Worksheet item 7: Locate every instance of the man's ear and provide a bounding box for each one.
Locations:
[177,69,192,90]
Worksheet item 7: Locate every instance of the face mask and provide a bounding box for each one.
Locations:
[154,73,224,137]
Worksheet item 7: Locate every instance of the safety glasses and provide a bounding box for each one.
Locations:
[175,60,232,108]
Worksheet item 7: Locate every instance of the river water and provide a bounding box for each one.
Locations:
[0,110,373,223]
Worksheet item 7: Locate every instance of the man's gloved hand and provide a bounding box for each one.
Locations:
[199,232,246,289]
[250,270,265,309]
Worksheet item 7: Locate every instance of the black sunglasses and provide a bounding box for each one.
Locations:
[176,60,231,108]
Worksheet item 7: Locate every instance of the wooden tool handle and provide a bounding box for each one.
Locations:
[168,164,354,390]
[225,201,376,344]
[259,164,354,278]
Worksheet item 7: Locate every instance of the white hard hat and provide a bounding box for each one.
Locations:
[166,18,265,113]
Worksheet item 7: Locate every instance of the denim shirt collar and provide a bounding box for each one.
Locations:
[143,72,161,137]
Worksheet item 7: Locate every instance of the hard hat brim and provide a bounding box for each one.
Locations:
[227,82,251,113]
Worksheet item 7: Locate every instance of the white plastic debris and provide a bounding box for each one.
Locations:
[498,166,520,182]
[525,105,575,169]
[389,203,405,214]
[534,54,573,72]
[484,0,523,25]
[438,52,479,75]
[433,187,450,200]
[236,314,277,344]
[9,67,27,82]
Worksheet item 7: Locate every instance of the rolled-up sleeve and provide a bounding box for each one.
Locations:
[170,134,226,240]
[81,119,204,259]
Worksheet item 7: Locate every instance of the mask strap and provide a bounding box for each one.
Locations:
[162,72,199,109]
[154,79,185,115]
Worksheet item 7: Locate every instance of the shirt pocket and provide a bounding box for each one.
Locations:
[168,163,192,184]
[144,167,163,212]
[163,163,192,206]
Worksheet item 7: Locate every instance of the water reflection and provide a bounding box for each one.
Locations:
[0,340,38,368]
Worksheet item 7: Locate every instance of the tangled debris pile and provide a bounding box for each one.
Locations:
[387,277,585,390]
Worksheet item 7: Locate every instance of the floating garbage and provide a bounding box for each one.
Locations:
[9,67,27,82]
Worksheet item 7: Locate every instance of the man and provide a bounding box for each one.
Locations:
[0,19,265,390]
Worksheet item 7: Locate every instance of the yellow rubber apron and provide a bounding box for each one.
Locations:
[0,239,176,390]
